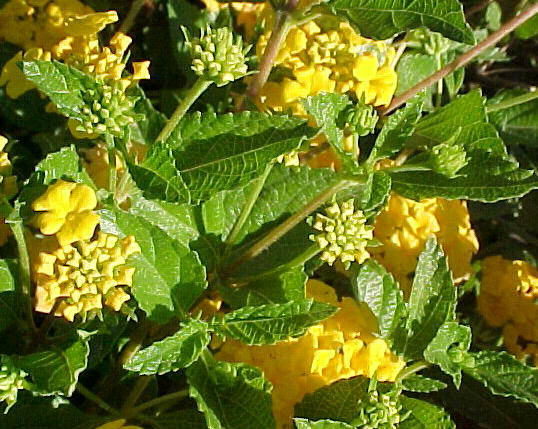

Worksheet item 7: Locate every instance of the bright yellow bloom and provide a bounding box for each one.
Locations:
[257,17,397,117]
[32,179,100,247]
[215,279,405,429]
[81,143,126,191]
[95,419,144,429]
[477,256,538,365]
[34,231,141,322]
[371,192,479,298]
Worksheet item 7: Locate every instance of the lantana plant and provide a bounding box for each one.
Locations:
[0,0,538,428]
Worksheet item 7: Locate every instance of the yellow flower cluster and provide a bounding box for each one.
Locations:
[215,279,405,429]
[95,419,144,429]
[257,17,397,117]
[34,230,140,321]
[31,179,100,247]
[199,0,264,39]
[477,256,538,365]
[371,192,479,298]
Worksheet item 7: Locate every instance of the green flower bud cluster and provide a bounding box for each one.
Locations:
[183,26,249,87]
[430,142,467,178]
[310,200,373,269]
[343,102,379,137]
[351,389,404,429]
[74,80,144,138]
[0,356,27,413]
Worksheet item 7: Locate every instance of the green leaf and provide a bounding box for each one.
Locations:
[128,85,167,145]
[464,350,538,407]
[99,206,207,324]
[393,237,457,360]
[351,260,405,343]
[515,14,538,39]
[396,54,437,96]
[485,1,502,31]
[16,334,89,396]
[125,319,210,375]
[329,0,474,44]
[401,374,447,393]
[390,90,538,201]
[399,396,455,429]
[295,377,371,423]
[219,266,307,309]
[369,95,423,164]
[423,322,472,388]
[132,112,314,203]
[488,89,538,147]
[0,259,16,293]
[187,353,275,429]
[294,419,356,429]
[20,60,98,121]
[214,299,337,345]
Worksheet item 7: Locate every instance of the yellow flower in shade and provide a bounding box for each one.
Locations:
[199,0,264,40]
[371,192,479,298]
[95,419,144,429]
[477,256,538,365]
[81,143,126,191]
[0,134,17,198]
[256,17,397,118]
[32,179,100,247]
[34,231,141,322]
[215,279,405,429]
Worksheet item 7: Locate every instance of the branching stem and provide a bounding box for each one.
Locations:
[396,360,431,381]
[77,384,120,415]
[380,2,538,116]
[130,389,189,415]
[119,0,147,34]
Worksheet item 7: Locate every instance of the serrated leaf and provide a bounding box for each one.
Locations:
[399,396,455,429]
[219,266,306,309]
[393,237,457,360]
[16,334,89,396]
[351,260,405,343]
[294,419,356,429]
[401,374,447,392]
[132,112,314,203]
[295,377,371,423]
[488,89,538,147]
[86,311,129,369]
[99,206,207,324]
[125,319,210,375]
[423,322,472,388]
[187,353,275,429]
[329,0,474,44]
[20,60,98,121]
[396,54,437,96]
[463,350,538,407]
[128,85,167,145]
[215,299,337,345]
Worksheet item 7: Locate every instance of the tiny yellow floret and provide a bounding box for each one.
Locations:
[95,419,144,429]
[32,179,100,246]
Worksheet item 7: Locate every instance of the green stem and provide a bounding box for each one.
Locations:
[486,90,538,113]
[106,134,117,196]
[77,384,120,415]
[381,165,431,174]
[121,376,152,414]
[396,360,431,381]
[224,163,274,253]
[435,53,443,108]
[155,78,212,143]
[119,0,147,34]
[130,389,189,415]
[223,177,358,276]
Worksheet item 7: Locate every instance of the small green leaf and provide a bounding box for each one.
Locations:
[295,377,371,423]
[329,0,474,44]
[401,374,447,393]
[214,299,337,345]
[0,260,16,294]
[125,319,210,375]
[485,2,502,31]
[187,352,275,429]
[128,85,167,145]
[396,54,437,96]
[351,260,405,343]
[20,60,98,121]
[399,396,455,429]
[464,350,538,407]
[423,322,472,388]
[294,419,356,429]
[99,207,207,324]
[515,14,538,39]
[393,237,457,360]
[16,334,89,396]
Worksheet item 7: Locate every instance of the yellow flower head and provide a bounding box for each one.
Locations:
[199,0,264,40]
[32,179,100,247]
[371,192,479,298]
[81,142,126,191]
[0,134,17,198]
[34,231,141,322]
[215,279,405,429]
[95,419,144,429]
[257,16,397,117]
[311,199,373,268]
[477,256,538,365]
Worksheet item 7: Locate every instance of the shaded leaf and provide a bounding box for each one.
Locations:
[399,396,455,429]
[294,419,355,429]
[401,374,447,393]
